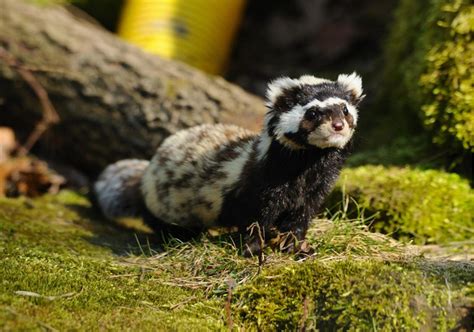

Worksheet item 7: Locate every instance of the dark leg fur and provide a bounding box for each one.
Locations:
[276,208,310,240]
[275,209,314,254]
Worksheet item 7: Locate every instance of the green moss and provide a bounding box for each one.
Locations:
[330,166,474,244]
[234,259,467,331]
[0,191,472,329]
[382,0,473,152]
[420,1,474,151]
[0,192,224,331]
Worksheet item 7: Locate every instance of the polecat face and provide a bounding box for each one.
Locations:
[264,73,364,150]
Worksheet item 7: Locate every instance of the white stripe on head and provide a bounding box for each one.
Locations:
[304,97,345,109]
[274,105,305,139]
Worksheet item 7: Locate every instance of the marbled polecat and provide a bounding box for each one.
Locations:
[94,73,364,255]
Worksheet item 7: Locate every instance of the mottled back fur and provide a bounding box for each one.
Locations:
[141,124,256,228]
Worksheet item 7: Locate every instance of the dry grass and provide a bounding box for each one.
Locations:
[118,208,415,296]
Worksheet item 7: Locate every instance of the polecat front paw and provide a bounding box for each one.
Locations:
[274,233,314,256]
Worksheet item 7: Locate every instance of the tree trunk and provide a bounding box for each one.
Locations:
[0,0,266,176]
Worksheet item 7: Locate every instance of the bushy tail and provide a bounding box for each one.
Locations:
[93,159,149,220]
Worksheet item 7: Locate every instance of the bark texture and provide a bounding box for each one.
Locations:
[0,0,266,176]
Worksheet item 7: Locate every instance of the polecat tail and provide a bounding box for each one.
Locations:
[93,159,149,220]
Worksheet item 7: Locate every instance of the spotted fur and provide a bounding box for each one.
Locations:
[141,124,256,228]
[94,73,364,255]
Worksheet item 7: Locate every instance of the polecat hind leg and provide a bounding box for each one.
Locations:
[141,207,202,242]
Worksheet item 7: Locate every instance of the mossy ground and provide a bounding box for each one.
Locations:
[0,191,472,330]
[330,166,474,245]
[0,192,224,330]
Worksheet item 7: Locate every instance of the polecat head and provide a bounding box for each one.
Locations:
[264,73,364,150]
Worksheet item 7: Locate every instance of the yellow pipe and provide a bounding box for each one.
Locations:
[118,0,246,75]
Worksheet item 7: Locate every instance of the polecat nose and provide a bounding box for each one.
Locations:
[332,121,344,131]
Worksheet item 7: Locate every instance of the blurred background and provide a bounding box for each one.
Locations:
[65,0,472,176]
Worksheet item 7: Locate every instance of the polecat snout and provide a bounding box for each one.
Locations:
[94,73,364,256]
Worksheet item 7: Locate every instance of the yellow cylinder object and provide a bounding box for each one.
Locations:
[118,0,246,75]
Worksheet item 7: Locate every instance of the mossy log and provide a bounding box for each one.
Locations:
[0,0,266,176]
[330,165,474,244]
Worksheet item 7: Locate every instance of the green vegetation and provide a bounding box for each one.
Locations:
[1,191,472,330]
[0,192,225,330]
[347,135,438,168]
[331,166,474,244]
[381,0,473,152]
[420,1,473,151]
[235,260,460,331]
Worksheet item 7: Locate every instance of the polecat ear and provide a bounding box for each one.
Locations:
[265,77,299,106]
[337,72,365,104]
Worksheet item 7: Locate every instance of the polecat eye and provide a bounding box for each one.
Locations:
[343,106,349,116]
[305,108,318,120]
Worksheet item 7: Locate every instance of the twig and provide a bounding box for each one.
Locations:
[225,278,236,330]
[299,296,310,332]
[168,296,198,311]
[0,46,60,156]
[37,321,59,332]
[247,222,266,268]
[14,290,77,301]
